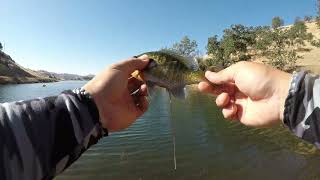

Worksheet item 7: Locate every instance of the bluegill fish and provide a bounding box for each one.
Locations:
[132,50,205,99]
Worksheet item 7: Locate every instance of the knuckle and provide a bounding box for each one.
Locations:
[223,112,230,119]
[235,61,249,68]
[237,61,247,65]
[215,98,222,107]
[109,63,118,69]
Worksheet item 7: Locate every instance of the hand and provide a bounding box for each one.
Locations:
[198,61,292,127]
[83,55,149,132]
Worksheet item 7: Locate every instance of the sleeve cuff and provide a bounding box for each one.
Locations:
[72,88,108,136]
[283,71,307,130]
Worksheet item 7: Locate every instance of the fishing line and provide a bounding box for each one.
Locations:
[168,93,177,170]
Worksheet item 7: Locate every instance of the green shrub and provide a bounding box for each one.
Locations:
[272,17,284,29]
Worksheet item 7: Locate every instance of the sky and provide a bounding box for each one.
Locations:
[0,0,317,75]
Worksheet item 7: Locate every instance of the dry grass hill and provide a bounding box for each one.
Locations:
[0,51,94,84]
[290,22,320,73]
[0,52,57,84]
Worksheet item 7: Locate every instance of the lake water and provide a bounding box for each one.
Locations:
[0,81,320,180]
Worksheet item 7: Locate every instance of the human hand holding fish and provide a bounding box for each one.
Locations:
[83,55,150,132]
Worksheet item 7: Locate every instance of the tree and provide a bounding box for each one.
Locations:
[318,0,320,17]
[311,39,320,47]
[304,16,313,22]
[206,35,220,55]
[206,35,227,68]
[287,21,313,48]
[267,49,299,71]
[294,16,302,24]
[0,42,2,52]
[316,16,320,29]
[316,0,320,28]
[263,29,295,70]
[202,24,258,68]
[272,16,284,29]
[169,36,199,57]
[220,24,256,62]
[253,26,272,53]
[258,26,306,71]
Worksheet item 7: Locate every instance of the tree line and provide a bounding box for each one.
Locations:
[167,0,320,72]
[168,17,318,72]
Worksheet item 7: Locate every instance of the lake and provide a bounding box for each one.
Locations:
[0,81,320,180]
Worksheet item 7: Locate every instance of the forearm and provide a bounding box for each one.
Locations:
[283,71,320,147]
[0,89,106,180]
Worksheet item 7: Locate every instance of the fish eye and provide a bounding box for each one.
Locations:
[148,58,157,68]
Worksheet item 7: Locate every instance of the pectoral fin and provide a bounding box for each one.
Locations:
[168,87,187,100]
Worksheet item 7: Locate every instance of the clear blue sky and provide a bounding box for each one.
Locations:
[1,0,316,75]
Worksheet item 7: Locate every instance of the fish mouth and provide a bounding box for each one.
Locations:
[131,57,157,82]
[133,55,157,68]
[131,70,144,81]
[148,58,157,68]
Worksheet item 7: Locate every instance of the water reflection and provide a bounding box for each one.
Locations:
[0,82,319,179]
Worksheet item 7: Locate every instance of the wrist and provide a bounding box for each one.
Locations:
[83,82,110,131]
[73,87,108,136]
[276,71,293,122]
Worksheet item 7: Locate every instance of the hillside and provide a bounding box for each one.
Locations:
[295,22,320,73]
[0,51,58,84]
[257,21,320,73]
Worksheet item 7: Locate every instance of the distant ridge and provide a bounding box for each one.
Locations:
[37,70,94,81]
[0,51,94,84]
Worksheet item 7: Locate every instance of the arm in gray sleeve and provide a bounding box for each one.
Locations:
[0,89,107,180]
[284,71,320,148]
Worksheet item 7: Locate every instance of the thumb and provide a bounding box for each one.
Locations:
[205,64,238,84]
[112,55,149,75]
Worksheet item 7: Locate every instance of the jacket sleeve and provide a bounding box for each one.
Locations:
[284,71,320,148]
[0,89,107,180]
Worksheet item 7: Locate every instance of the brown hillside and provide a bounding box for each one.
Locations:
[0,51,57,84]
[294,22,320,73]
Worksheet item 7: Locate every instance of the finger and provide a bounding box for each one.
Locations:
[131,84,148,97]
[229,113,239,121]
[205,64,239,84]
[140,84,148,96]
[135,96,149,116]
[198,82,215,94]
[128,77,144,93]
[112,56,149,75]
[222,103,237,119]
[216,93,230,108]
[198,81,236,95]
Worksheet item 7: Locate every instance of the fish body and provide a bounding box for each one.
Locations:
[134,50,205,99]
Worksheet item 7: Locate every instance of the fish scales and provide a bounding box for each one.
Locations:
[134,50,204,95]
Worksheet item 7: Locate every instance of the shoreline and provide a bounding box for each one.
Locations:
[0,76,58,85]
[0,76,92,85]
[1,64,319,85]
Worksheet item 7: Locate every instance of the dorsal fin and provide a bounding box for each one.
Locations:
[159,50,199,71]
